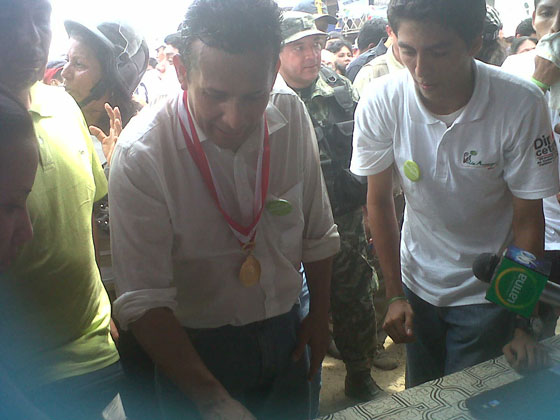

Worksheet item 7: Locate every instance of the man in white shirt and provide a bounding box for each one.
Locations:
[351,0,559,388]
[502,0,560,255]
[501,0,560,342]
[109,0,339,418]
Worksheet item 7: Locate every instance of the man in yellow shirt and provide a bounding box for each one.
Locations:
[0,1,124,419]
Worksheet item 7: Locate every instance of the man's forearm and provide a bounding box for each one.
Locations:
[368,200,402,297]
[366,170,402,298]
[512,197,545,258]
[303,256,333,314]
[130,308,229,411]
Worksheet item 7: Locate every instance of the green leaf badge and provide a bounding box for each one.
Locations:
[266,199,293,216]
[403,160,421,182]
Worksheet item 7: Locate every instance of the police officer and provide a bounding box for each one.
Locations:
[278,11,385,401]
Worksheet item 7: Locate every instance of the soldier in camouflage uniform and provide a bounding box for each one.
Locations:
[278,11,385,401]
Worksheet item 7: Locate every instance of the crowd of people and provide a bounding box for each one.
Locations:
[1,0,560,419]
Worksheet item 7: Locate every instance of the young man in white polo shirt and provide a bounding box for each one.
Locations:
[351,0,560,388]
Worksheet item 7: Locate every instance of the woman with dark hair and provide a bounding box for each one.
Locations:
[61,21,157,420]
[326,39,354,76]
[62,20,149,165]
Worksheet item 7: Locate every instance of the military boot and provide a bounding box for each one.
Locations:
[344,370,387,402]
[371,347,398,371]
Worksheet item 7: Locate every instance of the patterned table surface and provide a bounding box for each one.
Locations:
[322,335,560,420]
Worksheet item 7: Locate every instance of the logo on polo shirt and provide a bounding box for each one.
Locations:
[534,133,557,167]
[462,150,496,169]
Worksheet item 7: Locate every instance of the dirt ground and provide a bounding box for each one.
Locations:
[318,338,406,417]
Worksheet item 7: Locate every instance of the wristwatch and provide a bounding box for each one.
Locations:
[514,315,544,339]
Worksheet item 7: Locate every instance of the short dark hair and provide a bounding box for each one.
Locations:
[357,17,388,52]
[511,36,538,54]
[0,86,36,150]
[516,18,535,37]
[388,0,486,46]
[326,39,352,55]
[179,0,282,74]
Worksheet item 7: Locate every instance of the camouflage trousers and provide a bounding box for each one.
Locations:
[331,208,379,373]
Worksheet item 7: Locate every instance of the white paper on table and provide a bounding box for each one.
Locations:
[102,393,127,420]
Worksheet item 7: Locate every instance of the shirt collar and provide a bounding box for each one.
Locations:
[28,82,57,118]
[386,46,405,74]
[179,92,288,149]
[407,59,489,125]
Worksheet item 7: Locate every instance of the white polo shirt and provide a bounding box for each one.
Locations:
[501,51,560,251]
[351,60,560,306]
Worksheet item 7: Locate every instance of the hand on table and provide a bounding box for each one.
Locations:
[503,328,549,373]
[383,299,415,344]
[89,104,122,166]
[292,311,330,380]
[198,396,256,420]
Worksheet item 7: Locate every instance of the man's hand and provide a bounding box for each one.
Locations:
[131,308,255,419]
[89,104,122,166]
[292,311,330,381]
[383,299,415,344]
[503,328,549,373]
[534,56,560,91]
[197,394,256,420]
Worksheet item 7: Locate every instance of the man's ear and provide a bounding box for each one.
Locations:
[270,58,281,88]
[173,54,189,91]
[469,35,483,57]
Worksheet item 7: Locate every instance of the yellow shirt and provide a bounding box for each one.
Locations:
[0,82,118,390]
[353,46,405,97]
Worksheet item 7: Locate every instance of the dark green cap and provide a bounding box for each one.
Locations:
[281,11,327,45]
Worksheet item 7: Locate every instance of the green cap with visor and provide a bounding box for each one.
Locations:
[281,11,327,45]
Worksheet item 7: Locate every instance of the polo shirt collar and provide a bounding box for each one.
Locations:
[28,82,57,118]
[407,59,489,125]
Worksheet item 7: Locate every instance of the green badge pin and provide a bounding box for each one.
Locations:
[266,199,293,216]
[403,160,421,182]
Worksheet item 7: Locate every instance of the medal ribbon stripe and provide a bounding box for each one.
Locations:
[178,91,271,245]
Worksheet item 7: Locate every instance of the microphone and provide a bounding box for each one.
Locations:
[472,246,560,316]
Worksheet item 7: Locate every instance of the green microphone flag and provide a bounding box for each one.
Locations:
[485,246,551,318]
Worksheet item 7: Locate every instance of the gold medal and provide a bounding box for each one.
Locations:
[239,254,261,287]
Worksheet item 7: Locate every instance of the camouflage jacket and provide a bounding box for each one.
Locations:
[295,66,365,216]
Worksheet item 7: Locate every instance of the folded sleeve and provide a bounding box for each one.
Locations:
[503,93,560,200]
[350,78,395,176]
[109,140,176,330]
